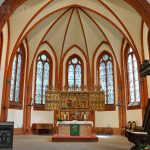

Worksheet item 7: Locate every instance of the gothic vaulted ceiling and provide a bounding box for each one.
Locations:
[7,0,143,70]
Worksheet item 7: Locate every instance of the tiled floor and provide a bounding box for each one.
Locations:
[11,135,134,150]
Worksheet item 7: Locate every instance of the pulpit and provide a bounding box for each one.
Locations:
[0,122,14,149]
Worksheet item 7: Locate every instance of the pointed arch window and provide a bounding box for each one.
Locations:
[98,53,115,105]
[67,56,83,89]
[9,45,25,109]
[35,53,52,106]
[127,48,140,103]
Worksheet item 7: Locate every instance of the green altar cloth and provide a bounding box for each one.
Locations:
[70,124,80,136]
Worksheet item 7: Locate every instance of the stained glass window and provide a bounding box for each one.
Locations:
[127,48,140,103]
[67,57,82,89]
[9,48,22,102]
[98,53,114,104]
[35,54,50,104]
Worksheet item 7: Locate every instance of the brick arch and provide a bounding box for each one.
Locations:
[34,50,53,110]
[35,50,53,86]
[123,42,148,121]
[23,47,56,130]
[97,51,116,110]
[93,44,125,128]
[59,45,90,89]
[65,54,84,88]
[97,51,115,81]
[1,43,26,121]
[27,42,58,109]
[28,42,58,91]
[123,43,147,111]
[40,41,59,88]
[92,41,116,87]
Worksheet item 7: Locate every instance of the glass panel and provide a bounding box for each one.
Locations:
[99,63,106,89]
[68,64,74,87]
[100,62,106,75]
[108,86,114,95]
[107,76,113,86]
[99,55,115,104]
[133,54,136,62]
[128,55,132,64]
[14,54,22,102]
[127,49,140,103]
[107,61,112,74]
[134,70,138,81]
[129,71,134,82]
[35,91,42,104]
[35,61,43,104]
[129,47,133,53]
[135,81,140,91]
[100,62,107,103]
[75,64,81,88]
[135,91,140,102]
[72,58,78,64]
[128,55,133,74]
[9,55,17,101]
[41,55,47,61]
[129,82,134,92]
[130,92,135,102]
[107,62,113,86]
[108,94,114,104]
[128,64,133,75]
[103,55,108,61]
[107,61,114,104]
[42,62,49,104]
[133,61,138,72]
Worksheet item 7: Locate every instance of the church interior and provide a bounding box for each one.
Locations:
[0,0,150,150]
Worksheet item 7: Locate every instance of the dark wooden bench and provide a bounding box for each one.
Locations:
[32,123,53,134]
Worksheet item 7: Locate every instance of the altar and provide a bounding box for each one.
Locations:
[57,121,93,136]
[45,88,103,142]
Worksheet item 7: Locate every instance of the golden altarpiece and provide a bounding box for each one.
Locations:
[45,86,105,128]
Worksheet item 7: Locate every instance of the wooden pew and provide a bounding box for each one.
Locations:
[32,123,53,134]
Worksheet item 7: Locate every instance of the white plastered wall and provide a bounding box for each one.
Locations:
[7,109,24,128]
[93,43,119,128]
[62,46,87,87]
[126,110,142,126]
[31,110,54,125]
[30,43,56,126]
[0,23,8,115]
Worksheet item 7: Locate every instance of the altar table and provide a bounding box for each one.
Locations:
[57,121,93,136]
